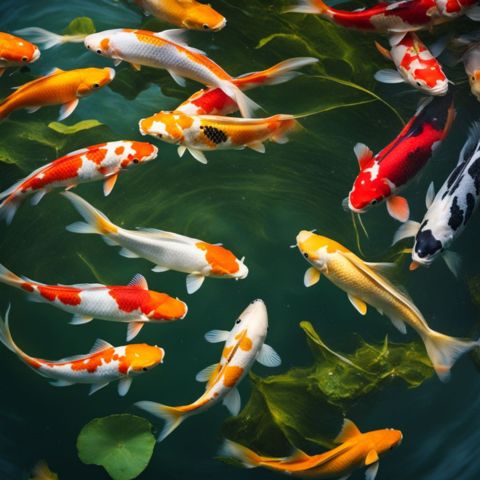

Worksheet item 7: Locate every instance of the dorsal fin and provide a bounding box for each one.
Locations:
[128,273,148,290]
[353,143,374,169]
[153,29,205,55]
[285,449,310,463]
[45,67,64,76]
[89,339,114,354]
[334,418,362,443]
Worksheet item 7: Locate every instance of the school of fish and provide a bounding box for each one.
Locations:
[1,0,480,478]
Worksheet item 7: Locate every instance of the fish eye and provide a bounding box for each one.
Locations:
[416,81,422,87]
[22,56,28,62]
[235,318,241,324]
[143,367,148,371]
[371,199,377,205]
[96,49,102,55]
[203,24,210,30]
[157,134,163,138]
[133,159,139,164]
[87,45,91,49]
[93,83,100,88]
[303,252,309,258]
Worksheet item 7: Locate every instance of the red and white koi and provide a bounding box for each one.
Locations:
[136,299,281,441]
[374,33,449,96]
[83,28,259,117]
[0,307,165,396]
[139,111,298,164]
[0,141,158,224]
[0,265,187,341]
[344,91,455,222]
[285,0,480,33]
[63,192,248,294]
[176,57,318,116]
[0,32,40,76]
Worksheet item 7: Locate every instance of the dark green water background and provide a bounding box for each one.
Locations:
[1,1,480,479]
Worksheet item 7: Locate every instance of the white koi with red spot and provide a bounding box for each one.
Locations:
[63,192,248,294]
[0,141,158,224]
[0,306,165,396]
[136,299,281,441]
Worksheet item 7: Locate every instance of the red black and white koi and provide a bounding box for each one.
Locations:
[0,307,165,396]
[285,0,480,33]
[344,91,455,222]
[0,141,158,224]
[393,121,480,275]
[0,265,187,340]
[136,299,281,441]
[84,28,259,117]
[63,192,248,294]
[374,33,449,96]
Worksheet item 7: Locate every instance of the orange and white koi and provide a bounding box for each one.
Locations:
[0,66,115,121]
[296,231,480,380]
[139,111,298,164]
[136,299,281,441]
[0,32,40,76]
[374,33,449,96]
[0,265,187,341]
[0,307,164,396]
[176,57,318,116]
[221,418,403,480]
[135,0,226,31]
[0,141,158,224]
[84,29,259,117]
[63,192,248,294]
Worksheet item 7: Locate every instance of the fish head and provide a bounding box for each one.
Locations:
[84,30,118,57]
[296,230,347,271]
[408,66,449,96]
[228,299,268,347]
[469,71,480,101]
[149,292,188,320]
[196,242,248,279]
[1,34,40,65]
[76,67,115,97]
[120,141,158,168]
[182,5,226,31]
[348,172,391,213]
[411,223,443,269]
[138,111,192,144]
[367,428,403,456]
[126,344,165,374]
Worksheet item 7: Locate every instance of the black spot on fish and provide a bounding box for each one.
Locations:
[468,157,480,195]
[448,197,464,231]
[465,192,476,224]
[442,164,465,200]
[411,91,453,134]
[202,126,228,145]
[415,229,442,258]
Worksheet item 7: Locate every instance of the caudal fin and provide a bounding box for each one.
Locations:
[62,192,118,236]
[135,401,186,442]
[0,305,20,354]
[283,0,328,14]
[0,263,24,289]
[14,27,84,49]
[422,330,480,382]
[218,440,260,468]
[218,81,261,118]
[0,195,22,225]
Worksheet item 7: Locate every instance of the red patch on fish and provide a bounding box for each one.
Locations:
[191,88,236,115]
[38,286,81,306]
[70,348,118,373]
[86,145,108,165]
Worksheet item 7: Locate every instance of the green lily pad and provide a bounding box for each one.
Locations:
[48,119,103,134]
[63,17,96,36]
[222,321,433,455]
[77,414,155,480]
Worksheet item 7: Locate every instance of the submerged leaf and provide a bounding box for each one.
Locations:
[48,119,103,134]
[77,414,155,480]
[63,17,96,36]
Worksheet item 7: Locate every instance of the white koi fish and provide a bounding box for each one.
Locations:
[63,192,248,294]
[135,299,281,441]
[0,306,165,396]
[84,28,259,117]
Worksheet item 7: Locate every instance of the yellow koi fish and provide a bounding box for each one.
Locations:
[221,418,402,480]
[0,32,40,76]
[0,67,115,121]
[295,230,480,381]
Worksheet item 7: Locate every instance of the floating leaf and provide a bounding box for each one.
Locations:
[77,414,155,480]
[48,119,103,134]
[223,321,433,455]
[63,17,96,36]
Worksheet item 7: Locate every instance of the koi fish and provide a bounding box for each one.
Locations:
[0,265,187,340]
[136,299,281,441]
[393,122,480,276]
[176,57,318,116]
[135,0,226,31]
[295,231,480,380]
[0,32,40,76]
[14,27,87,50]
[285,0,480,33]
[0,67,115,121]
[139,111,298,164]
[84,28,259,117]
[63,192,248,294]
[0,141,158,224]
[220,418,402,480]
[374,33,449,96]
[0,306,165,396]
[344,91,455,222]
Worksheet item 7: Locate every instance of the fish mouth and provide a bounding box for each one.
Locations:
[32,48,41,62]
[342,197,365,214]
[212,18,227,31]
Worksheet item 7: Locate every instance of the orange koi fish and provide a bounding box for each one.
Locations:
[221,418,402,480]
[139,111,298,164]
[0,141,158,224]
[0,307,164,396]
[0,66,115,121]
[0,32,40,76]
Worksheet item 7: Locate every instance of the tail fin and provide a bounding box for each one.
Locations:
[0,195,22,225]
[135,401,186,442]
[234,57,318,89]
[422,330,480,382]
[270,114,300,144]
[13,27,84,49]
[0,305,20,355]
[283,0,328,14]
[218,440,260,468]
[0,263,24,289]
[218,81,261,118]
[62,192,118,236]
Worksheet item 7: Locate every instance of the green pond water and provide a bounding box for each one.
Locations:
[1,1,480,479]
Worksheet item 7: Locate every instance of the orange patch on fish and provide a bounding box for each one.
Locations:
[21,282,34,292]
[223,365,244,387]
[115,146,125,155]
[70,347,117,373]
[196,242,239,275]
[100,37,110,51]
[38,286,81,306]
[222,345,234,359]
[239,336,252,351]
[86,146,108,165]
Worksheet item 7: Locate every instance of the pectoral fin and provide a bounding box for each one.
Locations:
[304,267,320,287]
[195,363,218,382]
[89,382,109,395]
[70,314,94,325]
[127,321,145,341]
[204,329,229,343]
[131,63,142,71]
[390,316,407,334]
[26,106,41,114]
[354,143,374,170]
[365,461,379,480]
[256,343,282,367]
[247,142,266,153]
[386,196,409,223]
[168,70,186,86]
[50,379,74,387]
[186,273,205,294]
[103,173,118,196]
[152,265,170,273]
[347,293,367,315]
[365,450,379,466]
[374,69,404,84]
[222,387,241,416]
[58,99,79,121]
[188,148,208,164]
[117,377,133,397]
